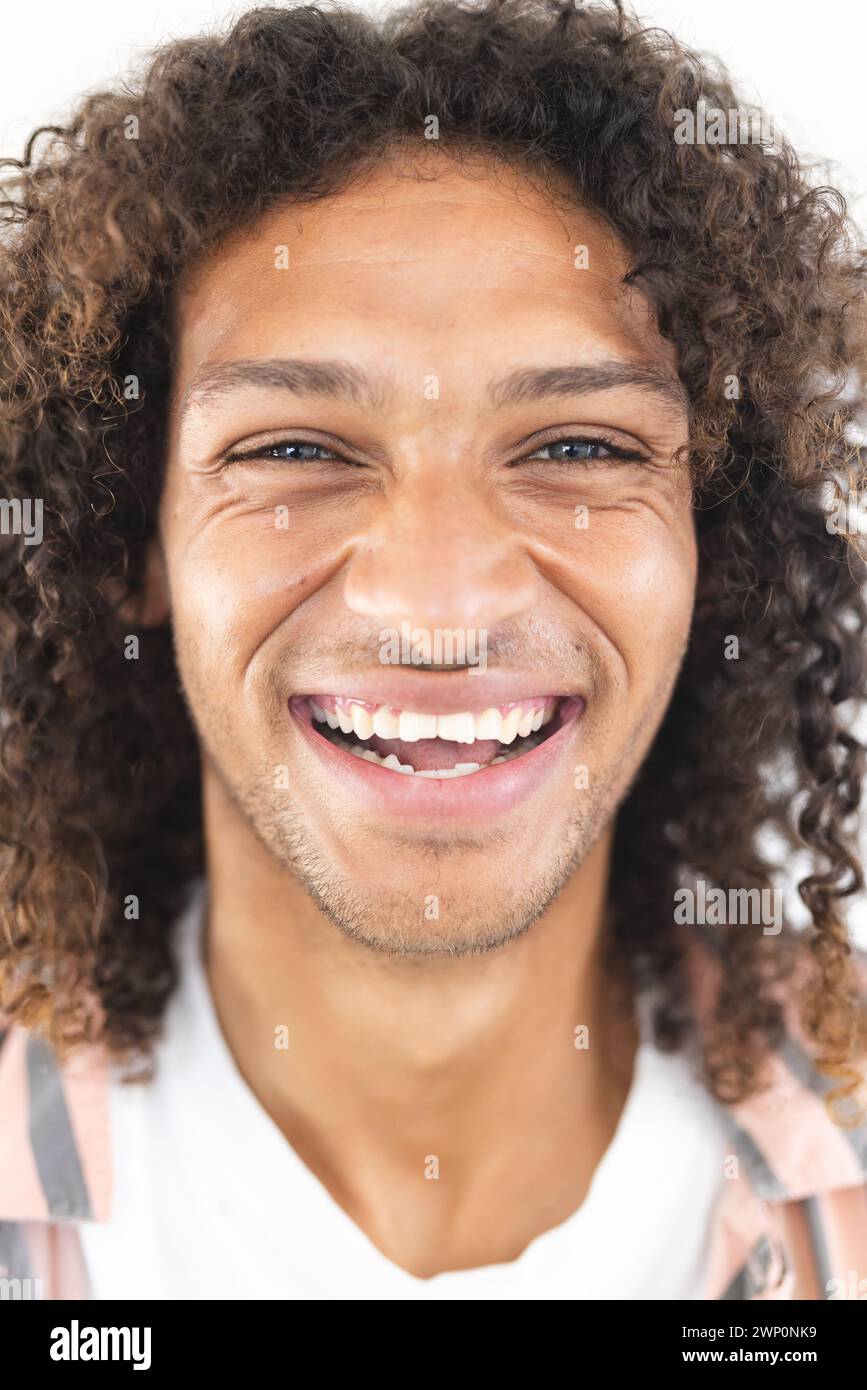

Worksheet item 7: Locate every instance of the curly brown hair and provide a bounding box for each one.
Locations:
[1,0,866,1113]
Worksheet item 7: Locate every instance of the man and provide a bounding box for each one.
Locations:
[1,0,866,1301]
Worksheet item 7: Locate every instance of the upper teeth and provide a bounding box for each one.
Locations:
[309,701,556,745]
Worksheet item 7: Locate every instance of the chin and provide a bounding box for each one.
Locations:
[255,802,592,957]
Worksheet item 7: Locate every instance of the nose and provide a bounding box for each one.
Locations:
[342,463,538,634]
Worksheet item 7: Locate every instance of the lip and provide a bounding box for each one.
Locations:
[289,693,586,824]
[290,672,584,718]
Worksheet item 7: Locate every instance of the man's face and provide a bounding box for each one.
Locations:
[158,151,696,953]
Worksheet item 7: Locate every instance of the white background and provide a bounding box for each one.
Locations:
[3,0,867,940]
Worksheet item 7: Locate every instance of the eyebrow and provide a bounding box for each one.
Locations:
[489,361,688,416]
[178,355,688,421]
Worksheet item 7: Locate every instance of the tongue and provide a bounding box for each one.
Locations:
[368,735,502,770]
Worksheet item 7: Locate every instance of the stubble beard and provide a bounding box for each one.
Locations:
[207,751,621,958]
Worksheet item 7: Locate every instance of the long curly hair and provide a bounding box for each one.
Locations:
[1,0,866,1110]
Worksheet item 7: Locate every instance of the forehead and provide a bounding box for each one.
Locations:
[171,152,677,394]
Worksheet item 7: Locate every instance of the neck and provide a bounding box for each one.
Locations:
[201,774,638,1274]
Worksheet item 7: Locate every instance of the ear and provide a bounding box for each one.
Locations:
[111,535,171,628]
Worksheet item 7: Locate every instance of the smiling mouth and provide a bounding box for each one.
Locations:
[299,695,571,777]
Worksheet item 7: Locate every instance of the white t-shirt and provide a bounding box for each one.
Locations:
[80,885,729,1300]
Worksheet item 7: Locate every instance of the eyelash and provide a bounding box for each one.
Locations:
[223,435,647,467]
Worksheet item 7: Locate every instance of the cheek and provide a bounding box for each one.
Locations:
[538,506,697,696]
[161,488,362,672]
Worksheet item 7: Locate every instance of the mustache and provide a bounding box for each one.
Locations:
[267,615,603,689]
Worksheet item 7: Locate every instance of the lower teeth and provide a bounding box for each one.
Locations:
[322,730,545,776]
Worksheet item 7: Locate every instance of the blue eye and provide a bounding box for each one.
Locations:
[529,438,644,464]
[228,440,339,463]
